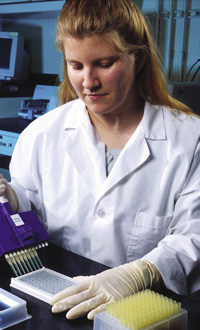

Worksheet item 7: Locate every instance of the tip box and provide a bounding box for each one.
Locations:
[0,288,31,329]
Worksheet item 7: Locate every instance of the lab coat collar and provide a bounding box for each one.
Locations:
[63,98,86,130]
[62,100,167,197]
[98,103,167,196]
[142,102,167,140]
[99,124,150,197]
[63,99,167,141]
[63,99,106,195]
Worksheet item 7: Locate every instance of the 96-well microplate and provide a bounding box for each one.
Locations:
[10,268,76,303]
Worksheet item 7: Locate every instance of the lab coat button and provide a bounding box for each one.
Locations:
[96,208,106,218]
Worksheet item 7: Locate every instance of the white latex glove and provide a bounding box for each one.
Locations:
[0,174,18,212]
[51,259,161,320]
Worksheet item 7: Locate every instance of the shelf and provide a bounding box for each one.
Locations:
[0,87,34,98]
[0,117,31,134]
[0,0,64,17]
[0,73,59,98]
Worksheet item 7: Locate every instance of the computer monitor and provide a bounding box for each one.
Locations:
[168,82,200,115]
[0,31,30,82]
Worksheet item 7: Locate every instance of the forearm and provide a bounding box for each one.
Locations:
[142,236,200,296]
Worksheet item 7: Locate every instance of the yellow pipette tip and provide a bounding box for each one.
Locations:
[107,290,182,329]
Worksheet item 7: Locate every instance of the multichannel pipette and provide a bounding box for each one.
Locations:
[0,195,49,276]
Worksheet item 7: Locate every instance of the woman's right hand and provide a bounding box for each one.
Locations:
[0,174,8,195]
[0,174,18,212]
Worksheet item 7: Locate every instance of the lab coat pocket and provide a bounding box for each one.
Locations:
[127,211,173,262]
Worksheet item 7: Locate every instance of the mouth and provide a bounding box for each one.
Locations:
[86,93,108,100]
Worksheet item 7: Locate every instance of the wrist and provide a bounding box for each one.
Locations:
[10,188,18,213]
[142,259,162,290]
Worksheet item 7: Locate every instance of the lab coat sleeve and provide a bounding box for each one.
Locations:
[9,124,43,217]
[142,140,200,295]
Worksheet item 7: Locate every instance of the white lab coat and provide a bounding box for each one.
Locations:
[9,99,200,296]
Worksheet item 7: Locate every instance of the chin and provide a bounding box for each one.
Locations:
[89,108,111,115]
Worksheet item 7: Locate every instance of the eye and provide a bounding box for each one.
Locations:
[67,62,83,70]
[100,61,113,68]
[99,57,119,68]
[71,64,83,70]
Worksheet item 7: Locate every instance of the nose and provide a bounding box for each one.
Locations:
[82,67,101,90]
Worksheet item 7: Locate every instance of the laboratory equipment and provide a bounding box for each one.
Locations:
[0,32,29,82]
[168,82,200,115]
[0,288,31,329]
[0,195,49,276]
[10,268,76,303]
[0,194,76,306]
[19,99,50,120]
[94,289,187,330]
[18,85,59,120]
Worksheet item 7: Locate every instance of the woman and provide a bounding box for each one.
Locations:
[0,0,200,321]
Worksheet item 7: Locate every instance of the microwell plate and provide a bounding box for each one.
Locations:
[10,267,76,303]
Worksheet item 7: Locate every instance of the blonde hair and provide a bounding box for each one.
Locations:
[56,0,193,114]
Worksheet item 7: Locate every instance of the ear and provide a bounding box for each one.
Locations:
[136,54,147,73]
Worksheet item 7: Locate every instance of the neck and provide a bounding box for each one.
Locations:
[88,99,145,149]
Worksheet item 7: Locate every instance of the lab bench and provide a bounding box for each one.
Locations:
[0,243,200,330]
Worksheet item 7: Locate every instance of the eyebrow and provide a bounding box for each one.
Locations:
[66,56,120,63]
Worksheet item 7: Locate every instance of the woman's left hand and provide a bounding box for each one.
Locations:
[50,259,161,320]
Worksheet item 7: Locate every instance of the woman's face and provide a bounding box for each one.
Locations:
[63,35,139,117]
